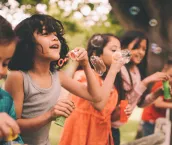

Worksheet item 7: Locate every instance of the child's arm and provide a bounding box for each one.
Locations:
[90,62,123,111]
[60,48,123,110]
[142,72,169,87]
[138,86,163,107]
[154,97,172,109]
[5,71,74,133]
[0,113,20,139]
[137,72,169,107]
[124,72,168,108]
[60,47,102,102]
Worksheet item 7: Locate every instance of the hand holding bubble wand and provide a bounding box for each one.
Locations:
[55,46,107,126]
[55,48,86,127]
[55,45,131,126]
[5,128,19,145]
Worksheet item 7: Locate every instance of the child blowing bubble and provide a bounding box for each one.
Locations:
[4,14,118,145]
[59,33,126,145]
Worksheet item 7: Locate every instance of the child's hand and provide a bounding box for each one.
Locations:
[143,72,170,86]
[0,113,20,139]
[50,99,75,120]
[111,51,125,73]
[73,47,88,66]
[124,104,133,117]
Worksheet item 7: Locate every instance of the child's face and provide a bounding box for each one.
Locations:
[100,37,121,67]
[129,39,147,65]
[33,29,61,61]
[0,41,16,79]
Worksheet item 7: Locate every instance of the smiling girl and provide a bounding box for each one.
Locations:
[4,14,116,145]
[111,31,169,145]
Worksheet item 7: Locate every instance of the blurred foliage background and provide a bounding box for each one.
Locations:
[0,0,124,49]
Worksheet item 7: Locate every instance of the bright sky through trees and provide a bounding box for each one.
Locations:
[0,0,111,27]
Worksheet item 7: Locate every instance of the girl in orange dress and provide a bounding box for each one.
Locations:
[59,34,126,145]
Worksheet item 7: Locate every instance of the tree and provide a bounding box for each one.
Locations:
[109,0,172,74]
[0,0,123,48]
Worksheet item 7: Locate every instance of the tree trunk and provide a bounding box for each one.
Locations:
[109,0,172,74]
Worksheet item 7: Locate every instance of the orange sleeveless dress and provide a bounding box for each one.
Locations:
[59,71,118,145]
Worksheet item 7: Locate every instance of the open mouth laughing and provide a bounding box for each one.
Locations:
[49,44,60,49]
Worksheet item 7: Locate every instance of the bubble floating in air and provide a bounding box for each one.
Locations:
[112,49,131,64]
[90,56,106,76]
[129,6,140,16]
[151,43,162,54]
[149,19,158,27]
[91,35,104,48]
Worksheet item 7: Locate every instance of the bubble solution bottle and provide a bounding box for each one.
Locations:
[163,81,172,100]
[5,128,23,145]
[120,100,128,123]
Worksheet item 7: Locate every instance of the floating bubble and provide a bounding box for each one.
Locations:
[90,35,104,48]
[90,56,106,76]
[129,6,140,16]
[121,49,131,63]
[149,19,158,27]
[112,49,131,64]
[151,43,162,54]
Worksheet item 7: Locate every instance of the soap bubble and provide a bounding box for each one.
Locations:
[90,56,106,76]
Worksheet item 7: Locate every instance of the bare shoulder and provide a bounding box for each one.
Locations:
[5,71,24,89]
[7,71,23,81]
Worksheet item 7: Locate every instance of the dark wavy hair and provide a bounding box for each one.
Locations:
[120,31,149,88]
[87,33,126,103]
[8,14,69,72]
[0,15,16,45]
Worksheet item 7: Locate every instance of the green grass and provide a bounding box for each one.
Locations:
[120,120,140,144]
[49,120,140,145]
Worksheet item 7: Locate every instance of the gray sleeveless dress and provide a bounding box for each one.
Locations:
[20,71,61,145]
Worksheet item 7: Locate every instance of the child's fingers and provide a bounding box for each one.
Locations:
[77,51,87,61]
[7,122,20,136]
[58,99,75,108]
[54,110,69,118]
[124,105,132,115]
[0,124,11,138]
[162,74,169,81]
[55,106,72,116]
[55,102,74,112]
[75,48,85,56]
[2,114,20,135]
[125,104,131,109]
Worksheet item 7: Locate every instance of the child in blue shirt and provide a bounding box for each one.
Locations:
[0,15,23,144]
